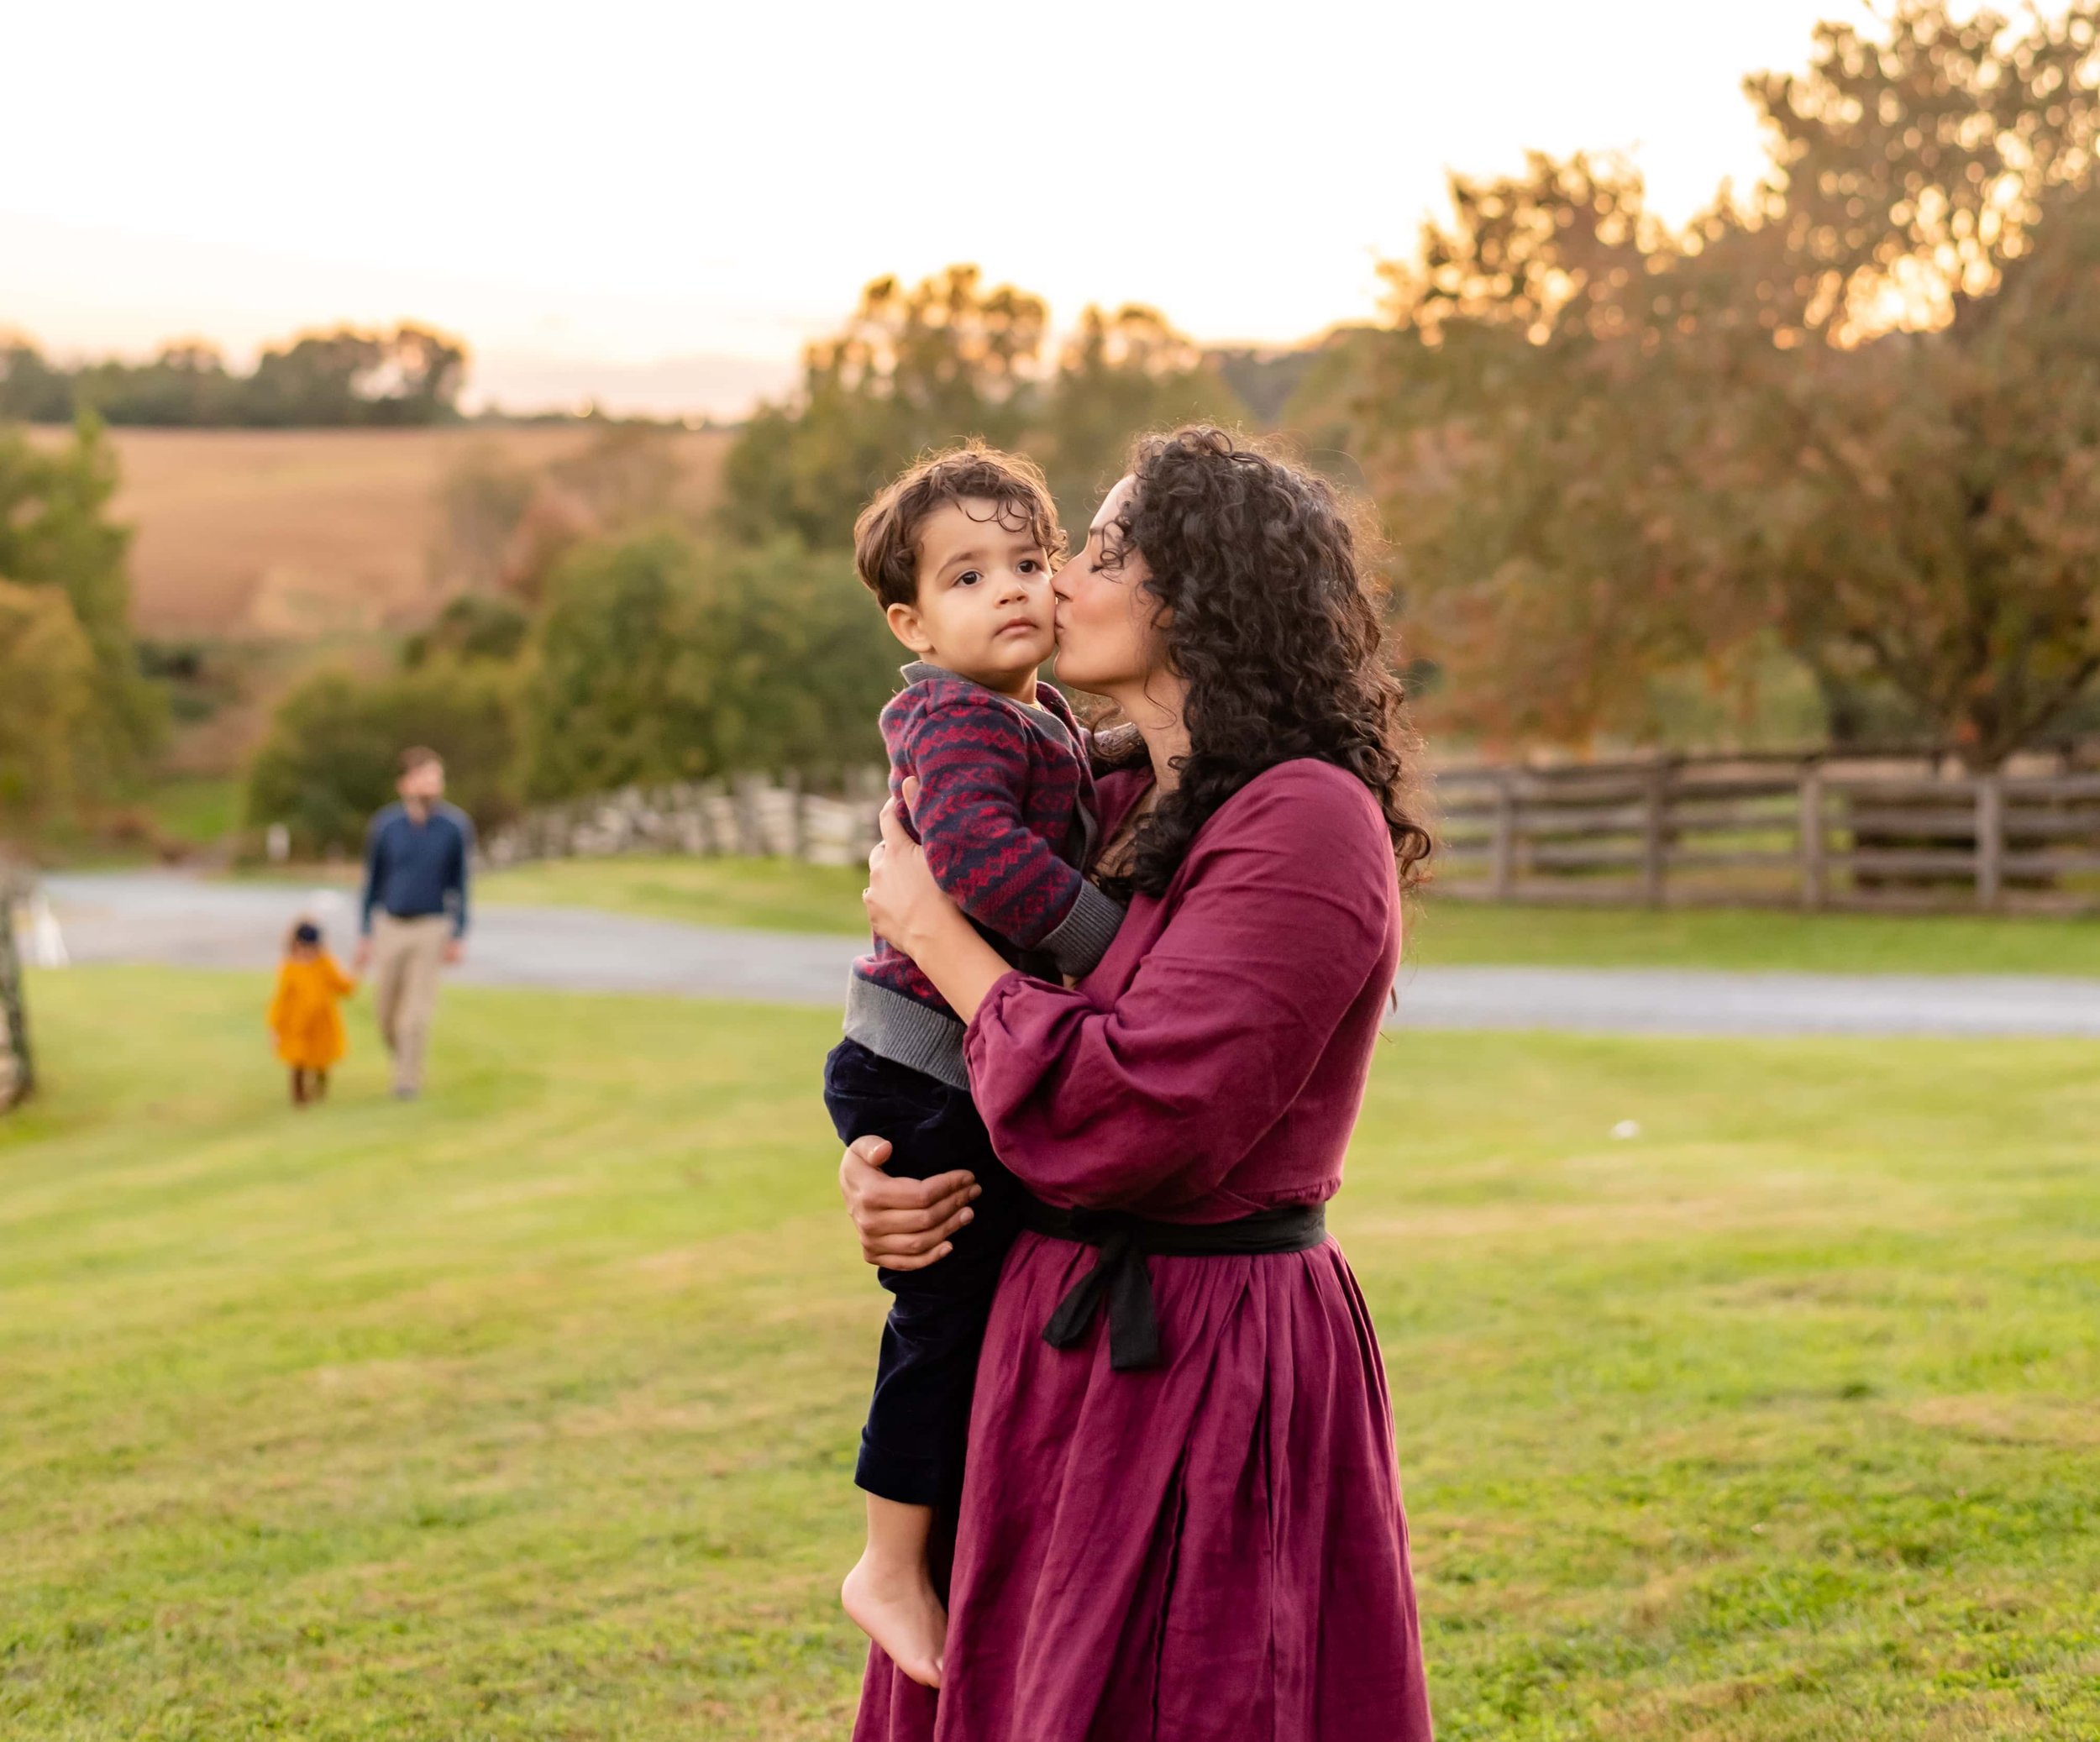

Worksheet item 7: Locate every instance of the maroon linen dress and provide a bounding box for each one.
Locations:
[853,758,1435,1742]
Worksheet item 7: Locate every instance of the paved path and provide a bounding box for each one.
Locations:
[39,871,2100,1039]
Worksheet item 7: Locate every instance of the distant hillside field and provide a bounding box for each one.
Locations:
[29,425,731,640]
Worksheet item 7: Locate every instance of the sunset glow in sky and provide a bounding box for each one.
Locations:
[3,0,1887,416]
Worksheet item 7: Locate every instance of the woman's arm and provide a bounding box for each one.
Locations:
[900,696,1122,976]
[861,790,1012,1024]
[965,762,1394,1212]
[842,781,1056,1264]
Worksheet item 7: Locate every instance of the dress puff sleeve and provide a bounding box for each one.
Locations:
[962,759,1396,1215]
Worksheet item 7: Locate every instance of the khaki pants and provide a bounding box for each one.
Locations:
[370,914,450,1094]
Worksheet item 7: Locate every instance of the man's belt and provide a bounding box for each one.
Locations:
[1022,1200,1329,1372]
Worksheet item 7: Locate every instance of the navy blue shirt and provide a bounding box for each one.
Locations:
[360,801,474,937]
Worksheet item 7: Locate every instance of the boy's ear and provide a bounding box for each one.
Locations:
[885,600,935,656]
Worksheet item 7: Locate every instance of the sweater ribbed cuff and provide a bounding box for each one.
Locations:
[842,974,971,1092]
[1039,879,1125,979]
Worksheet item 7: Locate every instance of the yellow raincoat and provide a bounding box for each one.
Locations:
[268,952,355,1069]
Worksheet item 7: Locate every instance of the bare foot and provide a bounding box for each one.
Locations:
[842,1548,948,1689]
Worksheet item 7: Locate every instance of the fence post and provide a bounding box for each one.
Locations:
[1798,766,1826,911]
[1976,772,2004,911]
[1489,769,1516,902]
[1640,762,1670,907]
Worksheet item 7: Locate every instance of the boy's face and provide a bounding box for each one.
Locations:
[885,497,1055,694]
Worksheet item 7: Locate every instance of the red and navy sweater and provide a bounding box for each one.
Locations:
[845,661,1125,1089]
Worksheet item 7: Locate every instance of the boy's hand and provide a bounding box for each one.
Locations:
[839,1135,979,1271]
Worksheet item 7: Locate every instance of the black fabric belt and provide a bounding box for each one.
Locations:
[1023,1200,1329,1372]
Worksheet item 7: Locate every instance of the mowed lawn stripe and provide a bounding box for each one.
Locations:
[1,968,2094,1739]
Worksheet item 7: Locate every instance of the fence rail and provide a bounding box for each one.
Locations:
[1435,756,2100,914]
[483,753,2100,916]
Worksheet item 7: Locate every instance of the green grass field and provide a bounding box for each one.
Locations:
[142,776,244,853]
[484,856,869,939]
[480,853,2100,977]
[3,969,2094,1738]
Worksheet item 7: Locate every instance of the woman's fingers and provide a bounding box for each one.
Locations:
[848,1134,893,1169]
[864,1201,976,1268]
[856,1191,978,1238]
[871,1245,952,1273]
[878,793,919,853]
[838,1136,891,1200]
[900,774,921,816]
[857,1165,976,1210]
[840,1135,978,1267]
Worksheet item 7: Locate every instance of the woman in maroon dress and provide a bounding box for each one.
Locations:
[843,427,1437,1740]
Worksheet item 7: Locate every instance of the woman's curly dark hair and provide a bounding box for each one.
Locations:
[1094,426,1432,899]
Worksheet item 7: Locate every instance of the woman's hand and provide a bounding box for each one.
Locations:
[864,778,963,958]
[838,1134,981,1270]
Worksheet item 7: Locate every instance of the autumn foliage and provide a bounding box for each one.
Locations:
[1320,1,2100,767]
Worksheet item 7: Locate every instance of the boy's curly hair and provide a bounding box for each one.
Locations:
[853,441,1066,610]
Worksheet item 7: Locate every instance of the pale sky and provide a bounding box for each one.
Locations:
[2,0,1885,417]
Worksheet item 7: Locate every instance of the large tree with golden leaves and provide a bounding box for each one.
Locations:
[1322,2,2100,764]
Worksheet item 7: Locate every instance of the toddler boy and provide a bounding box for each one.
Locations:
[826,443,1121,1687]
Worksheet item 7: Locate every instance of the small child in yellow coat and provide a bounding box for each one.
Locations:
[269,920,356,1105]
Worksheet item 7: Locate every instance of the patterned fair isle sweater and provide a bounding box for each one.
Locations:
[845,661,1126,1090]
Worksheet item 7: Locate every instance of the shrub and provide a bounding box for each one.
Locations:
[522,531,893,800]
[244,663,521,856]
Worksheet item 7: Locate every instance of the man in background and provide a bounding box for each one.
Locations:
[354,747,472,1100]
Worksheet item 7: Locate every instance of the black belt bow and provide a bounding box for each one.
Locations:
[1026,1201,1329,1372]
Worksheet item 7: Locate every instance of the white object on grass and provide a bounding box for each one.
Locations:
[27,894,69,969]
[1609,1119,1641,1141]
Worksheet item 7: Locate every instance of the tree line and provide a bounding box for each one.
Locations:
[213,0,2100,850]
[241,296,1248,851]
[640,0,2100,781]
[10,0,2099,856]
[0,325,467,427]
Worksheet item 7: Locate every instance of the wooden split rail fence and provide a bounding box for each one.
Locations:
[484,756,2100,916]
[1435,758,2100,914]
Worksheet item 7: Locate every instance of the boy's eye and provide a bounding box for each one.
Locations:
[956,570,981,587]
[1019,559,1042,574]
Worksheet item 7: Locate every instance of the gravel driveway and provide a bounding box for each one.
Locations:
[39,871,2100,1039]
